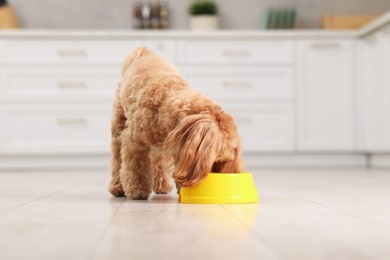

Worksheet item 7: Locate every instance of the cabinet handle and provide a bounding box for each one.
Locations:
[57,81,87,88]
[157,43,165,50]
[57,118,87,125]
[234,117,252,124]
[311,42,341,48]
[57,49,87,57]
[222,50,252,57]
[223,81,252,88]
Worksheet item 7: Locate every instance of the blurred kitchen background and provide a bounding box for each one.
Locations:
[1,0,390,171]
[7,0,390,29]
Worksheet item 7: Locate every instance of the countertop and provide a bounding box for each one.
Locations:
[0,29,360,40]
[0,10,389,39]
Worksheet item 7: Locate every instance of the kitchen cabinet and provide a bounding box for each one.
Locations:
[0,66,119,101]
[223,104,294,151]
[0,40,141,156]
[177,40,293,64]
[359,26,390,151]
[1,26,390,168]
[178,40,295,152]
[0,39,176,156]
[0,38,181,168]
[0,104,111,154]
[144,40,175,61]
[180,67,294,102]
[297,40,356,151]
[0,40,136,64]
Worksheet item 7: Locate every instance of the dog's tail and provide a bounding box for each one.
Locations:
[121,46,151,76]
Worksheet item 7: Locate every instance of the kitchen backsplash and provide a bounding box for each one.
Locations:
[8,0,390,29]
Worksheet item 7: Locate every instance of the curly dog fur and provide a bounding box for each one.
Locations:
[109,47,244,199]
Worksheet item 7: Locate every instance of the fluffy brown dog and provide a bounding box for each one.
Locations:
[109,47,243,199]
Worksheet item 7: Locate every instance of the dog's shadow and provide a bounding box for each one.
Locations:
[149,193,179,203]
[122,193,178,204]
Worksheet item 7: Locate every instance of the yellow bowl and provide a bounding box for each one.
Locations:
[179,173,259,204]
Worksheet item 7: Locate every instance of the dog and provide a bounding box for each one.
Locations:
[109,47,244,199]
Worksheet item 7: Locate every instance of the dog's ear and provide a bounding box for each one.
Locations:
[212,148,244,173]
[164,114,222,187]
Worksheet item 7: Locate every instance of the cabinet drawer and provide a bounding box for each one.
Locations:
[0,105,111,154]
[0,40,142,64]
[223,104,294,152]
[144,40,175,62]
[0,66,120,101]
[181,67,293,102]
[178,40,293,64]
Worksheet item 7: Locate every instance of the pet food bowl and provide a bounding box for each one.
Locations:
[179,173,259,204]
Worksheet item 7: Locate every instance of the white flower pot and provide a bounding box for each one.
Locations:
[190,15,218,30]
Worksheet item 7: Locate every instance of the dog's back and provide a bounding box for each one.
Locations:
[118,47,191,143]
[122,47,180,79]
[121,47,150,76]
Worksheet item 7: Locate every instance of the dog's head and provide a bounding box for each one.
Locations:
[164,112,243,187]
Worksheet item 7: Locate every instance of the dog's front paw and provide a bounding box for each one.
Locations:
[125,188,151,200]
[131,194,149,200]
[109,184,125,197]
[155,191,168,195]
[153,177,173,195]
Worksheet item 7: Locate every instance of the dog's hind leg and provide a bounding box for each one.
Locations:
[108,87,126,197]
[150,150,173,194]
[119,128,153,200]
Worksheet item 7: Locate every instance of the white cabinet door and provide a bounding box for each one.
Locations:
[144,40,175,62]
[0,40,141,64]
[360,28,390,151]
[180,67,294,102]
[297,40,356,151]
[177,40,293,64]
[223,105,294,152]
[0,66,120,102]
[179,65,294,152]
[0,104,111,154]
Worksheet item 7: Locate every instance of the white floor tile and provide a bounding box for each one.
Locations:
[1,169,390,260]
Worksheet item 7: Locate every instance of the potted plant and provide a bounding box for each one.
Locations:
[188,0,218,30]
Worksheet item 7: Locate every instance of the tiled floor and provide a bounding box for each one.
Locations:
[1,169,390,260]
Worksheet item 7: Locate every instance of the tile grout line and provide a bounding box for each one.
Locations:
[84,197,125,260]
[219,204,285,260]
[0,189,65,216]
